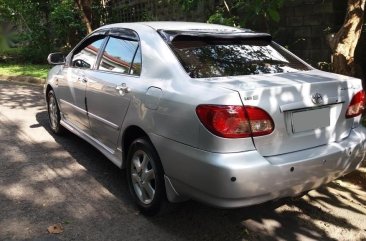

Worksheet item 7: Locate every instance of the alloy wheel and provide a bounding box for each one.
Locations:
[48,94,59,130]
[130,150,156,204]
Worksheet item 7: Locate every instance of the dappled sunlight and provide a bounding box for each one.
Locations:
[26,162,86,182]
[1,81,366,240]
[1,147,27,162]
[0,82,137,239]
[0,81,45,110]
[341,167,366,190]
[1,181,66,206]
[2,183,35,200]
[327,186,366,212]
[306,188,365,216]
[0,218,33,240]
[220,70,354,157]
[242,218,283,237]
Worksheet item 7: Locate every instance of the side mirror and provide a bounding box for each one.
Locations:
[47,52,66,65]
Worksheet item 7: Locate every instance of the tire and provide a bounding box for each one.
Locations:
[47,90,64,135]
[126,137,166,216]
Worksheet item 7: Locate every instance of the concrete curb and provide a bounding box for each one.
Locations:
[0,74,45,85]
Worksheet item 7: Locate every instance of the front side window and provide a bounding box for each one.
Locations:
[170,37,311,78]
[99,37,140,75]
[71,37,105,69]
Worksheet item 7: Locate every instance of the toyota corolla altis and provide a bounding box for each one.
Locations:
[45,22,366,215]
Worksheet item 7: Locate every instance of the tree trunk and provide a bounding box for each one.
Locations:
[328,0,365,77]
[74,0,93,34]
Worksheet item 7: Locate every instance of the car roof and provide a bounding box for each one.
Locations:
[98,21,247,33]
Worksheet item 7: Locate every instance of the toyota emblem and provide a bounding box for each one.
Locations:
[311,93,323,105]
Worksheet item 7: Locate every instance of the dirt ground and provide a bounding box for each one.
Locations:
[0,81,365,241]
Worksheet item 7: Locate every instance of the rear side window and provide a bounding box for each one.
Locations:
[170,38,311,78]
[130,46,142,76]
[99,37,140,75]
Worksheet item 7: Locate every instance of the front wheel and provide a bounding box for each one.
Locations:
[126,138,166,216]
[47,90,64,135]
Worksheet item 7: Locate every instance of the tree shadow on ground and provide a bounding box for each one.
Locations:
[1,82,365,241]
[35,111,366,241]
[0,81,45,110]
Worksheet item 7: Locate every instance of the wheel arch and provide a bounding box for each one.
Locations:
[122,125,158,168]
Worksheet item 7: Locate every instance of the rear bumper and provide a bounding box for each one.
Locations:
[151,125,366,208]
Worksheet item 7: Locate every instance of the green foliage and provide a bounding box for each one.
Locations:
[0,0,287,64]
[0,48,23,63]
[177,0,285,31]
[141,11,155,21]
[0,0,91,64]
[177,0,199,11]
[235,0,284,24]
[50,0,85,50]
[207,10,238,26]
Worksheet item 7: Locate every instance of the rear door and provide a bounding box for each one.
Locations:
[58,35,107,133]
[86,30,142,150]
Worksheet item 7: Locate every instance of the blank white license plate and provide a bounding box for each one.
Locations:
[292,107,330,133]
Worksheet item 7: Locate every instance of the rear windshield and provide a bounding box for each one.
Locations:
[170,37,311,78]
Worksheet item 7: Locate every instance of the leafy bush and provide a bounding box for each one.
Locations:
[176,0,284,32]
[0,0,86,64]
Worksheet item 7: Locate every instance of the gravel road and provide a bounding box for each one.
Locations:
[0,81,365,241]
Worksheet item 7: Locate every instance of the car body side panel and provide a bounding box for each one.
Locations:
[136,25,255,152]
[57,67,90,133]
[86,70,136,150]
[111,25,256,157]
[45,65,63,97]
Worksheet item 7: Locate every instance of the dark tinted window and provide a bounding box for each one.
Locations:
[99,37,139,75]
[171,39,311,78]
[72,37,105,69]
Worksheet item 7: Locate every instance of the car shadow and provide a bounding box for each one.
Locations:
[31,107,366,241]
[35,109,133,206]
[1,80,365,240]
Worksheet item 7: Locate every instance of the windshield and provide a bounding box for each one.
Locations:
[170,38,311,78]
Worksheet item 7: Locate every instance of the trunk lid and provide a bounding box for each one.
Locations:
[213,70,362,156]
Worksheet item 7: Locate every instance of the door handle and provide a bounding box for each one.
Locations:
[78,77,87,83]
[116,83,131,95]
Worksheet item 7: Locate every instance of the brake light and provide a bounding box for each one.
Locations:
[196,105,274,138]
[346,90,365,118]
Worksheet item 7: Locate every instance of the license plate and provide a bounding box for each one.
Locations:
[291,107,330,133]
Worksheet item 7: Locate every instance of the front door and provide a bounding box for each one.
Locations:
[58,36,106,133]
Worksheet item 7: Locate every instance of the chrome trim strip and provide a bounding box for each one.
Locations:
[59,99,87,114]
[88,112,120,130]
[280,97,344,112]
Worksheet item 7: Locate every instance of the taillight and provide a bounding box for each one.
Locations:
[196,105,274,138]
[346,90,365,118]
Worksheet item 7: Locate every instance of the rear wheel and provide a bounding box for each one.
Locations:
[47,90,64,134]
[126,138,165,216]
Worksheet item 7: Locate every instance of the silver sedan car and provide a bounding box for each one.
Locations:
[45,22,366,215]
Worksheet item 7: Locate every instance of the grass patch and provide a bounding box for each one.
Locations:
[0,63,50,79]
